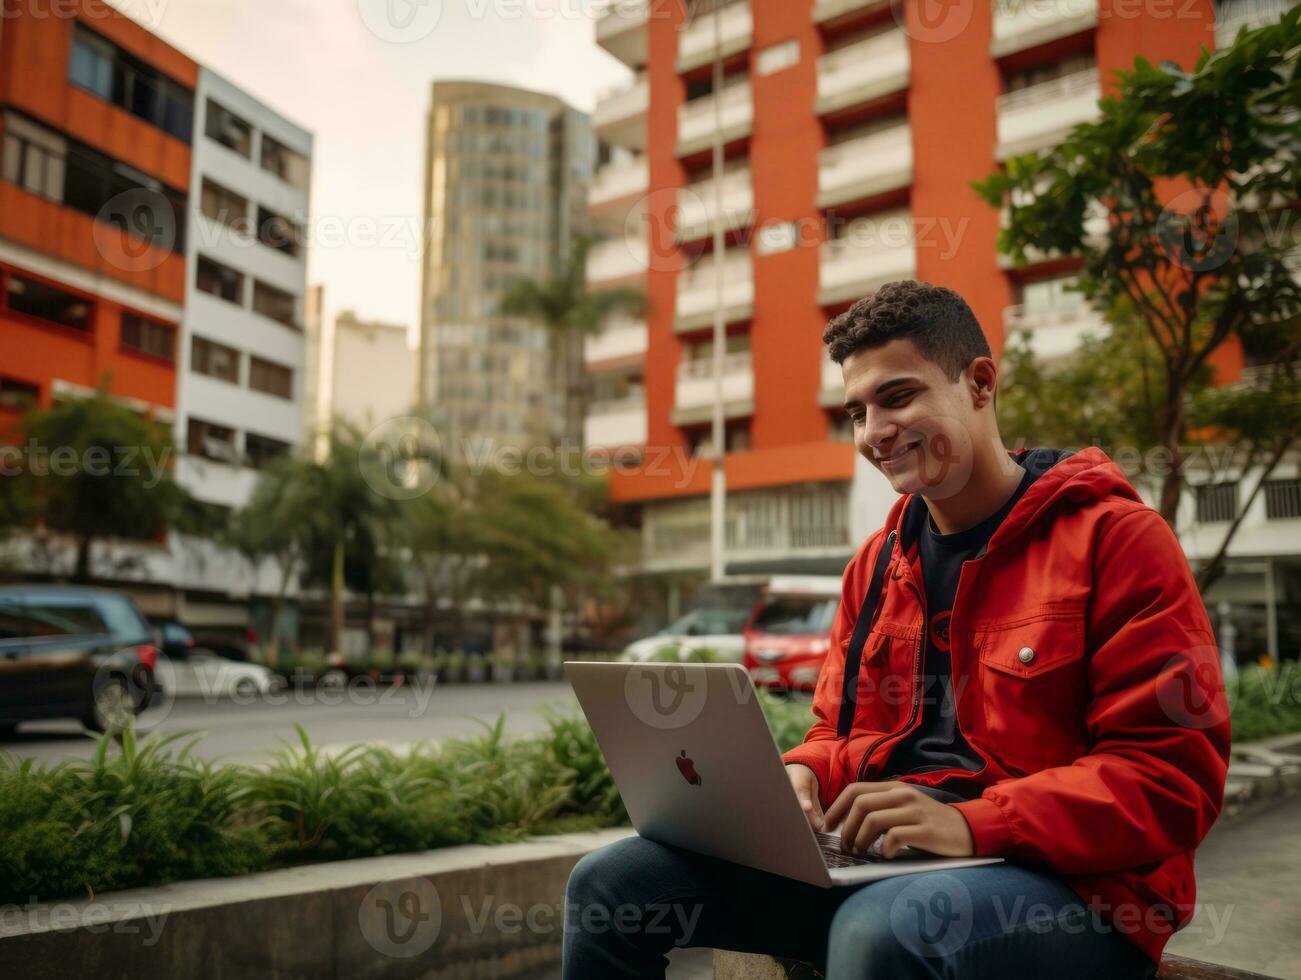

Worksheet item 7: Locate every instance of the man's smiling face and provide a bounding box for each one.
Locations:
[841,337,976,499]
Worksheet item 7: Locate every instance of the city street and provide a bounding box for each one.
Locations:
[0,680,580,767]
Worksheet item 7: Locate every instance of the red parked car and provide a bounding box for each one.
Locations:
[742,576,841,692]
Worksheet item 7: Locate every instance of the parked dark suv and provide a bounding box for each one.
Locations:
[0,586,157,736]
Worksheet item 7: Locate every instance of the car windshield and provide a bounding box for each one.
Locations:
[750,597,837,636]
[664,608,748,637]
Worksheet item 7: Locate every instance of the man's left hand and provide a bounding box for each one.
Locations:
[822,781,976,859]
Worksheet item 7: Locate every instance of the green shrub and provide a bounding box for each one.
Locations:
[1230,663,1301,743]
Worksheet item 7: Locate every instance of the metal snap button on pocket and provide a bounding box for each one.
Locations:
[1018,646,1035,665]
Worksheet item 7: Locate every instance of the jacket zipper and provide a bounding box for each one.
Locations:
[854,564,927,783]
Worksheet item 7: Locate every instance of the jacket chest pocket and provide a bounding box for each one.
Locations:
[973,612,1089,776]
[851,626,918,731]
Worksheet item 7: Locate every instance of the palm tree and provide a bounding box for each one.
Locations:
[499,236,647,452]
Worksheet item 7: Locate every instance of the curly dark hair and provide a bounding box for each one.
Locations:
[822,280,992,383]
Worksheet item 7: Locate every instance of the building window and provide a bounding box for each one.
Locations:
[63,141,187,253]
[248,356,293,400]
[200,178,249,228]
[1265,478,1301,520]
[252,280,298,328]
[190,336,241,384]
[120,312,175,361]
[1195,482,1238,524]
[256,207,304,258]
[69,26,194,143]
[205,100,253,158]
[1,113,66,202]
[0,377,40,411]
[195,256,245,305]
[4,272,92,332]
[245,432,291,469]
[187,417,239,464]
[260,134,309,189]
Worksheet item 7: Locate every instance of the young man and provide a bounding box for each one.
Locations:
[563,281,1229,979]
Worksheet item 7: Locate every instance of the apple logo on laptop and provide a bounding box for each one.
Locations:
[676,749,702,786]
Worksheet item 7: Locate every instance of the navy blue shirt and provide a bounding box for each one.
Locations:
[883,463,1035,803]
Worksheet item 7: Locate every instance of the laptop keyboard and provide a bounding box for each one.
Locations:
[816,831,881,868]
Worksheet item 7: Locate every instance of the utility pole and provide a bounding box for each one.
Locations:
[707,0,728,584]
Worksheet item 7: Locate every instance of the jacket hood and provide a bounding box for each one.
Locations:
[887,446,1143,556]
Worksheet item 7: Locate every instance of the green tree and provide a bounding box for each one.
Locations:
[227,456,318,662]
[16,389,187,582]
[500,236,647,451]
[976,12,1301,526]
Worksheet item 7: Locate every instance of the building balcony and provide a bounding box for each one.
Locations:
[1216,0,1295,47]
[677,82,753,158]
[815,29,910,116]
[596,0,649,67]
[1003,300,1108,362]
[816,122,912,208]
[585,394,648,451]
[991,0,1098,58]
[585,314,648,366]
[675,166,754,243]
[590,154,649,211]
[995,196,1109,268]
[813,0,893,25]
[674,248,754,331]
[593,74,649,151]
[819,349,844,407]
[677,1,753,73]
[995,69,1101,159]
[819,209,916,306]
[587,235,648,286]
[672,351,754,426]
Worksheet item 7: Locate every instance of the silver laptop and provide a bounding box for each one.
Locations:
[565,661,1002,887]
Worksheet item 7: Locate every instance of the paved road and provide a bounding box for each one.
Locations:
[0,680,581,766]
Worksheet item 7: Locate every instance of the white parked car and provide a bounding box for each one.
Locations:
[155,649,282,699]
[620,607,751,663]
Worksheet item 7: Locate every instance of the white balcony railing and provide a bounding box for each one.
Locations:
[674,249,754,330]
[677,82,753,156]
[587,235,648,285]
[593,74,649,150]
[1003,301,1108,362]
[816,29,910,115]
[584,315,648,365]
[585,395,648,451]
[813,0,892,25]
[991,0,1099,58]
[819,210,916,305]
[674,351,754,420]
[817,123,913,207]
[1216,0,1294,47]
[590,154,649,209]
[596,0,650,67]
[995,69,1101,159]
[820,349,844,407]
[676,166,754,242]
[677,1,753,73]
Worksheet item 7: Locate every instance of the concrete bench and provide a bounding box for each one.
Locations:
[712,951,1280,979]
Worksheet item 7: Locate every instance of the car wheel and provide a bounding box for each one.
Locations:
[85,677,135,734]
[0,723,17,741]
[319,669,347,690]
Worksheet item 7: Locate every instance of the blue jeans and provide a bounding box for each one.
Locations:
[562,835,1158,979]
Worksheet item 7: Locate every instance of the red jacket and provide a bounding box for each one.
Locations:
[782,447,1230,963]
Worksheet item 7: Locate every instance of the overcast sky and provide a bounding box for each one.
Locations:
[117,0,631,339]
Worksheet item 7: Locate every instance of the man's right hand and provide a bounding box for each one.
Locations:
[787,764,825,831]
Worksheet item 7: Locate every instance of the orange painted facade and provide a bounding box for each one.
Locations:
[0,0,193,427]
[605,0,1229,505]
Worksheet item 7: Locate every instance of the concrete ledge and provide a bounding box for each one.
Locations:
[0,828,634,980]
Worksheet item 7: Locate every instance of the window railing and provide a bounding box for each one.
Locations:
[998,68,1099,113]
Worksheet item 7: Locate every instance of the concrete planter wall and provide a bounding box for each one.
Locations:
[0,829,633,980]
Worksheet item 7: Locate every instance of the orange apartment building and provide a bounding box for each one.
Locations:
[584,0,1277,585]
[0,0,194,438]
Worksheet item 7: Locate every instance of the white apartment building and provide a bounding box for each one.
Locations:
[330,310,418,432]
[175,68,313,512]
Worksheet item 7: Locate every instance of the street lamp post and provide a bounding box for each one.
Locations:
[707,0,728,584]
